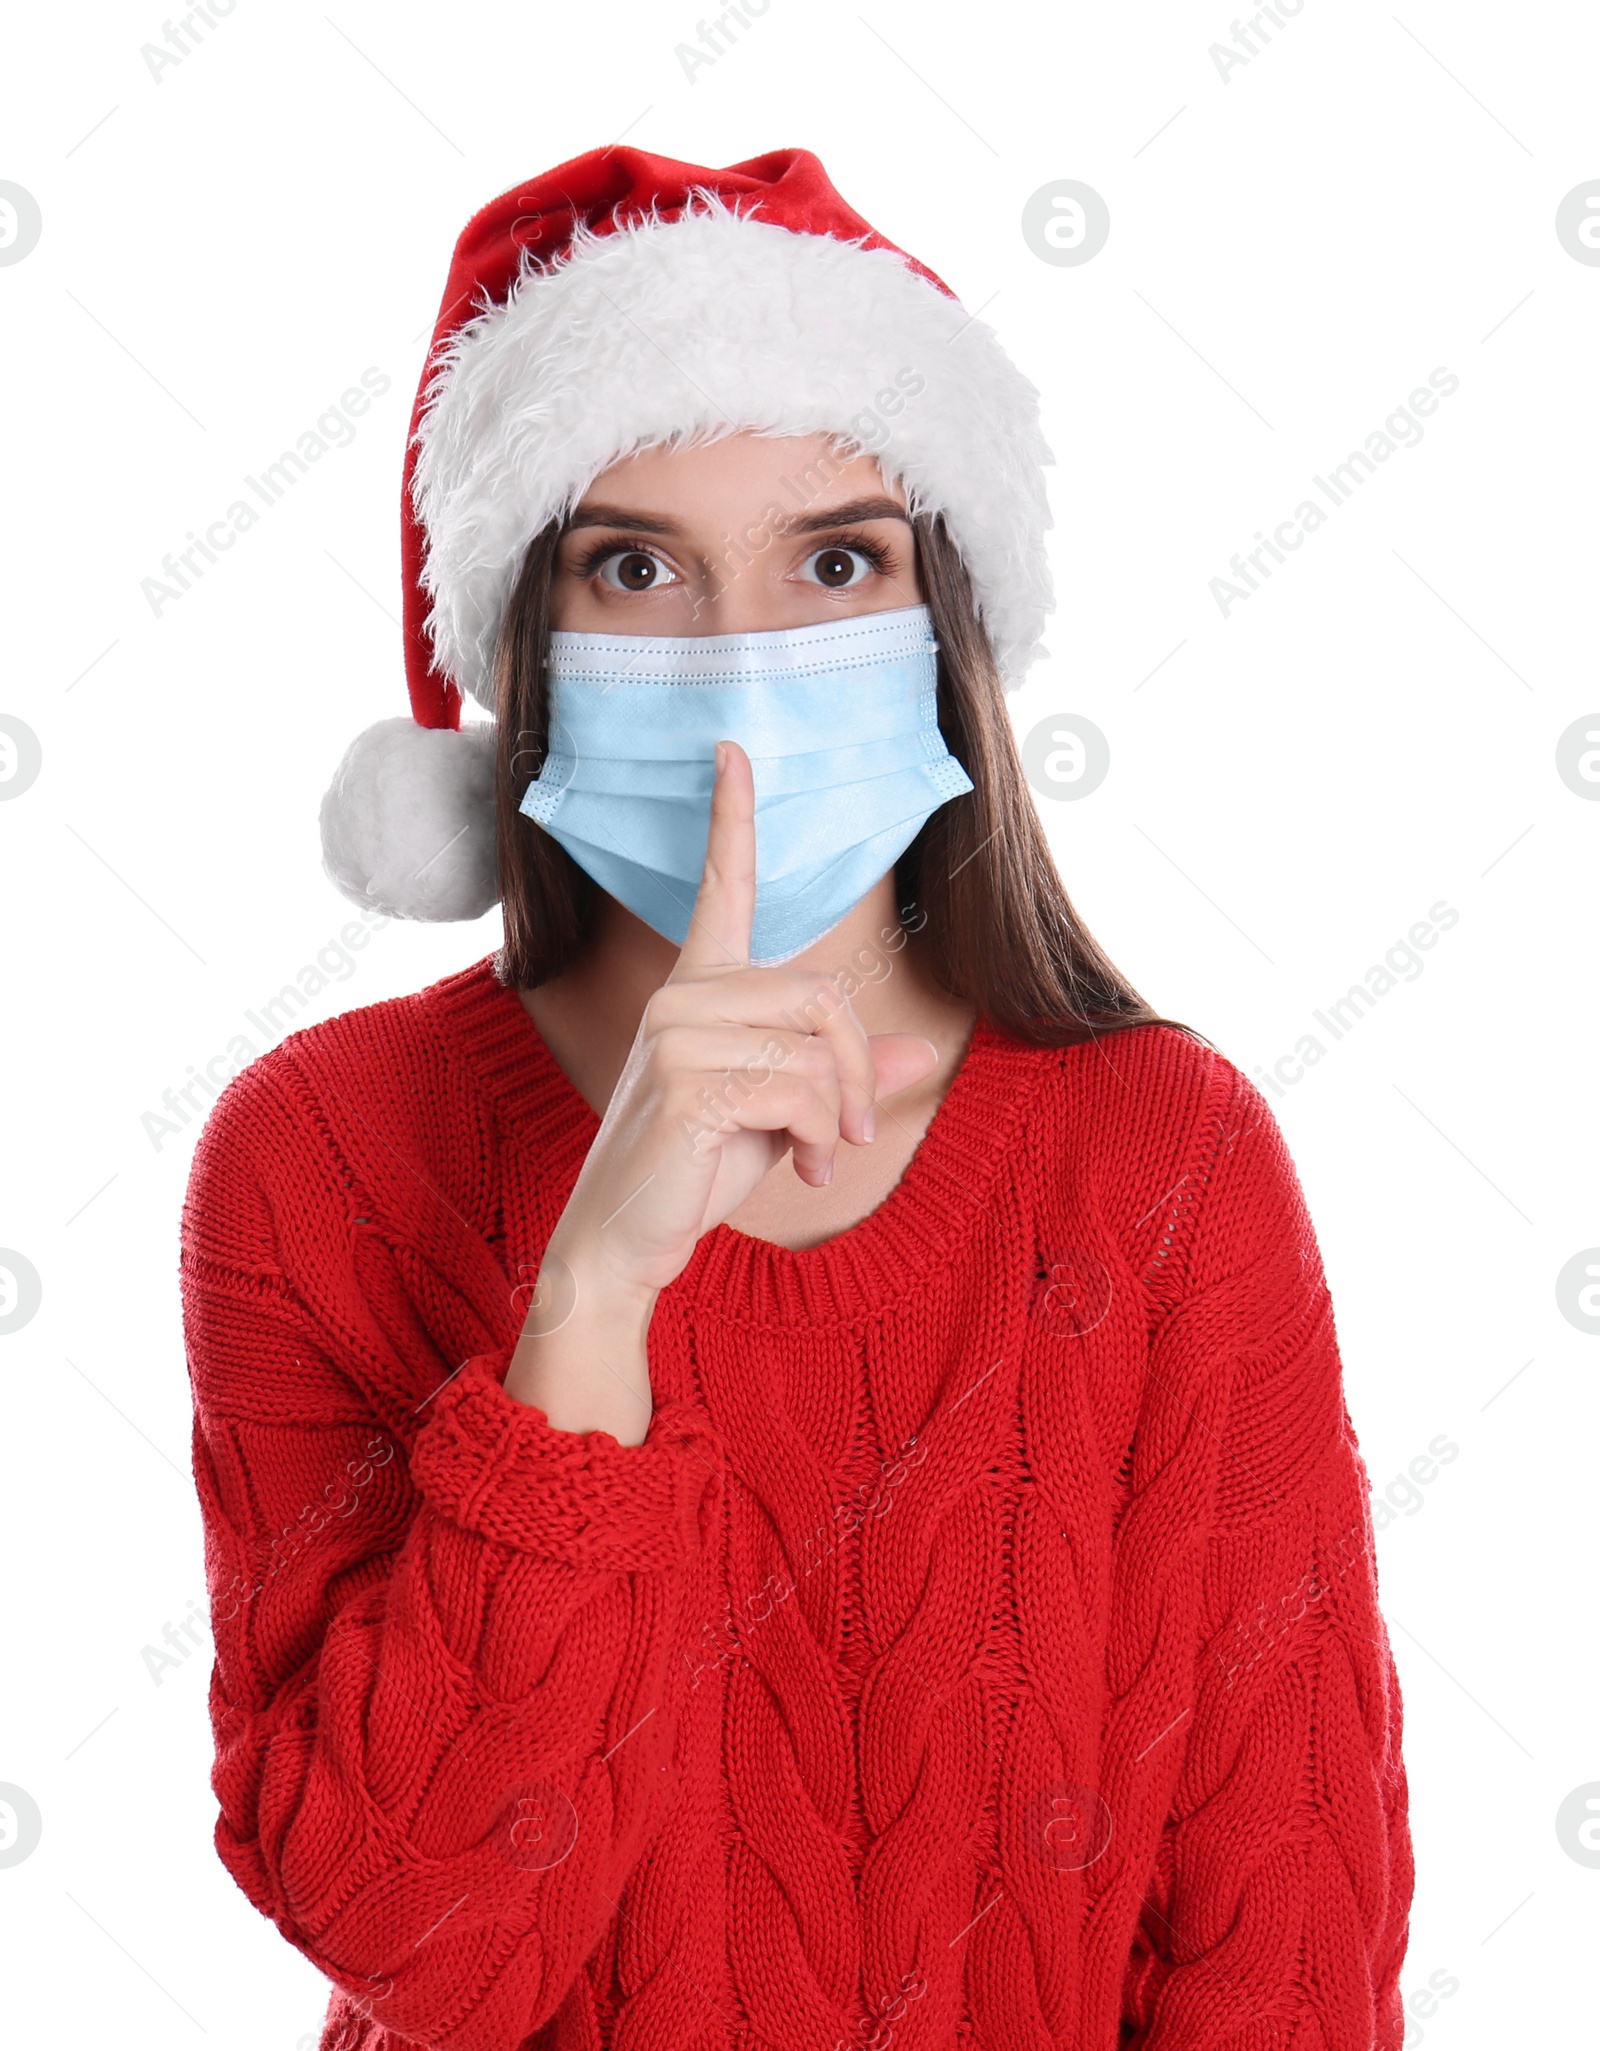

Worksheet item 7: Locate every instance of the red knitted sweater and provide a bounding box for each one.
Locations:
[179,954,1413,2051]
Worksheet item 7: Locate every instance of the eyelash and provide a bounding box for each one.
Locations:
[571,534,670,578]
[820,533,894,574]
[570,531,898,581]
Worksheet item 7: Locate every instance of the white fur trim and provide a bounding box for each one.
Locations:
[411,200,1053,708]
[319,717,497,922]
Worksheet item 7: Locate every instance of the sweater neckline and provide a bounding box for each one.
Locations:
[426,954,1051,1327]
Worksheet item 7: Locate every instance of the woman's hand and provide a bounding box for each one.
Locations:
[504,740,939,1439]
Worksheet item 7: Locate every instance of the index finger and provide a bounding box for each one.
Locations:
[669,738,755,977]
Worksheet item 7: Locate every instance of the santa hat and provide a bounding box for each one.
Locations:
[319,144,1054,923]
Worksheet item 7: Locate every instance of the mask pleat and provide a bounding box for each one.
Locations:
[519,603,973,955]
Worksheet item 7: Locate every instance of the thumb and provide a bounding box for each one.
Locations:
[866,1033,943,1103]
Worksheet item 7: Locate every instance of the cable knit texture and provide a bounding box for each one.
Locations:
[179,955,1413,2051]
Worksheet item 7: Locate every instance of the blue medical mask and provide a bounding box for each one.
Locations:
[518,603,973,965]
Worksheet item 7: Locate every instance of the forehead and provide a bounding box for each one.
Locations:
[576,431,904,509]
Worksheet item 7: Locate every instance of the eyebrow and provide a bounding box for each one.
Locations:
[561,494,913,537]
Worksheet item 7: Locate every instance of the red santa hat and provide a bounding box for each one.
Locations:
[319,144,1054,923]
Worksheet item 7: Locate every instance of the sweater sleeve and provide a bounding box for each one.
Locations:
[180,1064,725,2051]
[1122,1062,1414,2051]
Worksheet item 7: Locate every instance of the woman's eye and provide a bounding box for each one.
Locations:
[596,549,678,592]
[799,545,877,589]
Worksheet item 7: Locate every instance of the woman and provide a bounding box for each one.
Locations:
[182,147,1413,2051]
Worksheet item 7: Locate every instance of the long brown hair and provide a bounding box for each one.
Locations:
[491,511,1205,1051]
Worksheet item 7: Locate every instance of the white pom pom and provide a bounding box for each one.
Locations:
[319,717,498,922]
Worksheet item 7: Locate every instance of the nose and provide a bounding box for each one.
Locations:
[685,571,788,636]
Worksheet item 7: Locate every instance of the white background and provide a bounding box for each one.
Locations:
[2,1,1596,2045]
